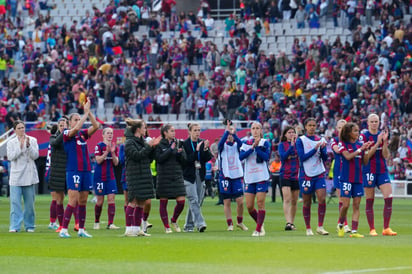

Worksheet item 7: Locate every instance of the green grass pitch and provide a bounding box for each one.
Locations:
[1,195,411,274]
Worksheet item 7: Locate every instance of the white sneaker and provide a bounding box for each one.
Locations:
[259,227,265,236]
[344,225,351,233]
[236,223,248,231]
[165,227,173,234]
[252,230,261,237]
[227,225,234,231]
[316,226,329,235]
[26,228,35,233]
[124,227,137,237]
[48,222,59,230]
[306,229,314,236]
[171,222,181,232]
[78,230,93,238]
[59,231,71,238]
[138,230,151,237]
[93,223,100,230]
[107,224,120,230]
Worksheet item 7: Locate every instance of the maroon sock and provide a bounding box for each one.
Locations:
[94,205,102,223]
[57,204,64,226]
[237,216,243,224]
[227,218,233,226]
[383,197,393,229]
[338,202,347,225]
[134,207,143,226]
[108,203,115,225]
[339,217,346,226]
[50,200,57,222]
[159,199,170,228]
[256,210,266,232]
[303,206,311,229]
[124,205,128,223]
[365,199,375,230]
[143,212,150,222]
[74,205,79,225]
[318,203,326,227]
[78,205,86,229]
[62,204,74,229]
[248,209,258,223]
[171,200,185,223]
[125,206,134,226]
[352,220,359,232]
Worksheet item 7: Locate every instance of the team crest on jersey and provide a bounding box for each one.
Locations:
[75,184,78,188]
[345,191,349,195]
[368,181,372,185]
[99,189,102,193]
[304,187,308,191]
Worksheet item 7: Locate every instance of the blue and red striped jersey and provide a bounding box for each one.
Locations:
[94,142,118,182]
[331,137,342,179]
[63,129,91,172]
[338,141,363,183]
[360,131,387,174]
[119,143,126,184]
[278,141,299,180]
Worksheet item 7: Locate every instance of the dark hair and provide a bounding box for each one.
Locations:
[340,122,358,143]
[187,123,200,131]
[12,120,24,129]
[160,124,173,138]
[281,126,295,142]
[125,118,144,134]
[304,117,316,127]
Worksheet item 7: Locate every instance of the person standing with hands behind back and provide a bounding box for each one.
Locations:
[182,123,212,233]
[7,120,39,233]
[59,98,100,238]
[240,122,271,237]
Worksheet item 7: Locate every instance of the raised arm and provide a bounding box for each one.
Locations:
[87,101,100,136]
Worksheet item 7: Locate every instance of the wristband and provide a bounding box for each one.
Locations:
[357,149,362,154]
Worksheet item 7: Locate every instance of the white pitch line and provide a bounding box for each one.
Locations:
[322,266,412,274]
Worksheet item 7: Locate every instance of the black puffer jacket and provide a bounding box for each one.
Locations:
[124,128,155,201]
[49,131,67,191]
[182,138,213,183]
[155,138,186,198]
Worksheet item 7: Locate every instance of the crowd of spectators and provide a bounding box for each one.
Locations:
[0,0,411,179]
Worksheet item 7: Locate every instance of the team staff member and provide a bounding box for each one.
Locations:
[361,114,397,236]
[93,128,120,230]
[182,123,211,233]
[240,122,271,237]
[337,123,373,238]
[59,99,99,238]
[296,118,329,236]
[330,119,350,233]
[278,126,299,231]
[48,118,69,232]
[218,122,248,232]
[7,120,39,233]
[124,118,160,237]
[155,124,186,234]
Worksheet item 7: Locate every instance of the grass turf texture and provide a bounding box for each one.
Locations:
[0,195,411,274]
